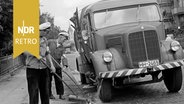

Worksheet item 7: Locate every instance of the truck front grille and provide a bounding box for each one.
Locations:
[129,30,160,67]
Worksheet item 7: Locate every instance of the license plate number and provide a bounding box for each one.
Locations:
[138,60,159,68]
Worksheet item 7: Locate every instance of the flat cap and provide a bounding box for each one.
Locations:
[58,31,69,37]
[39,22,51,30]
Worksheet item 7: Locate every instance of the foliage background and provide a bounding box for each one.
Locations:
[0,0,13,56]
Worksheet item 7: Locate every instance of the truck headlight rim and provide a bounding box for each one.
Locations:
[170,41,180,52]
[103,51,113,63]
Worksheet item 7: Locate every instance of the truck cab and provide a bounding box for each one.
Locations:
[72,0,184,102]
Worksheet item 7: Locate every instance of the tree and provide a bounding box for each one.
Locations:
[0,0,13,56]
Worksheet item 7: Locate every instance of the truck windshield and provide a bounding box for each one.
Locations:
[94,4,160,29]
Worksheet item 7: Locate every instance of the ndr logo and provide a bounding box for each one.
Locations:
[18,20,34,36]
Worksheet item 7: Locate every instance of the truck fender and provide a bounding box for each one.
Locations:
[161,40,184,62]
[90,48,126,77]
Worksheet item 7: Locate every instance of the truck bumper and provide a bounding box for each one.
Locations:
[99,60,184,78]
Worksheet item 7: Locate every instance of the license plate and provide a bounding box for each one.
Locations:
[138,60,159,68]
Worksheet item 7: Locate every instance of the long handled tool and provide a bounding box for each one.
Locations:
[50,55,83,92]
[40,58,77,96]
[40,56,91,104]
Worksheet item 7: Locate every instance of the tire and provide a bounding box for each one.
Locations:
[163,67,183,92]
[99,79,112,102]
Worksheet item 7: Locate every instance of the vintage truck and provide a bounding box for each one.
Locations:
[71,0,184,102]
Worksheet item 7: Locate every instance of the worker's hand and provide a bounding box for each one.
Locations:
[50,65,56,73]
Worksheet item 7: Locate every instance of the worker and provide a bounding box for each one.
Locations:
[24,22,56,104]
[48,31,70,99]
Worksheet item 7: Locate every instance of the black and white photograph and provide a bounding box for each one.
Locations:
[1,0,184,104]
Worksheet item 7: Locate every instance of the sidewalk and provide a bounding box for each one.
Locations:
[0,67,80,104]
[0,67,27,104]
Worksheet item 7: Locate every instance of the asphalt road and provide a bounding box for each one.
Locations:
[0,53,184,104]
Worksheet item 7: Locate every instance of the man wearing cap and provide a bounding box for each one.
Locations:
[48,31,71,99]
[24,22,56,104]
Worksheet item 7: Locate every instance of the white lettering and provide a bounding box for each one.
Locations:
[30,27,34,33]
[15,38,37,44]
[18,27,24,34]
[24,27,29,34]
[27,38,31,44]
[15,39,19,44]
[17,20,35,36]
[18,26,35,36]
[32,39,37,44]
[20,38,22,44]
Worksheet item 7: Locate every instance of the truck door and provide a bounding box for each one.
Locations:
[81,13,94,62]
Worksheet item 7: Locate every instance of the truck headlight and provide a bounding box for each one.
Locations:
[170,41,180,51]
[103,51,113,63]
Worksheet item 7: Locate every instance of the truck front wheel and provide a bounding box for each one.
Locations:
[99,79,112,102]
[163,67,183,92]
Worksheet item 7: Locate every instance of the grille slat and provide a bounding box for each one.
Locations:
[129,30,160,67]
